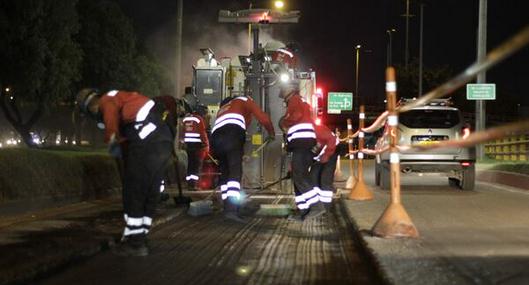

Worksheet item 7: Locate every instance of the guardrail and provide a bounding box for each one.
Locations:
[484,134,529,161]
[340,25,529,239]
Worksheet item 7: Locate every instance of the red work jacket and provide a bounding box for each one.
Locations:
[181,113,209,149]
[212,96,274,135]
[98,90,151,143]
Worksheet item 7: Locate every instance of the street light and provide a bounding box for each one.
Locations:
[355,45,361,111]
[386,28,396,66]
[274,1,285,9]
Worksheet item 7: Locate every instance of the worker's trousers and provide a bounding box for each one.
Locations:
[121,105,173,239]
[211,124,245,212]
[309,153,338,206]
[290,138,317,211]
[185,142,204,187]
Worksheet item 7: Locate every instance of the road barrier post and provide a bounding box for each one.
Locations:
[345,119,357,189]
[372,67,419,238]
[348,105,374,200]
[334,128,347,182]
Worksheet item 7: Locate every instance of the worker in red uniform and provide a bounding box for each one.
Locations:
[211,95,275,222]
[279,84,325,221]
[310,124,339,210]
[180,104,209,190]
[76,88,173,256]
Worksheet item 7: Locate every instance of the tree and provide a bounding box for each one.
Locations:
[77,0,168,97]
[0,0,82,147]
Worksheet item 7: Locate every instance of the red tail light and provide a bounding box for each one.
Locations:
[461,162,471,167]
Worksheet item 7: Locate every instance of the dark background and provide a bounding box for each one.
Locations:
[116,0,529,112]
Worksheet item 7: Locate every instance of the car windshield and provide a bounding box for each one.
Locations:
[400,109,460,128]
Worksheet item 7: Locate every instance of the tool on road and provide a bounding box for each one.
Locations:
[251,138,272,156]
[207,153,219,165]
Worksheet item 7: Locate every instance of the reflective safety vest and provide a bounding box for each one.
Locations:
[212,96,274,135]
[182,114,208,147]
[99,90,156,142]
[281,94,316,142]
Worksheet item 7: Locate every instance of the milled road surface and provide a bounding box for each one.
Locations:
[36,198,383,285]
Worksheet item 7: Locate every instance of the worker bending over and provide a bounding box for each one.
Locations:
[77,89,173,256]
[211,95,275,222]
[279,84,325,221]
[311,124,339,210]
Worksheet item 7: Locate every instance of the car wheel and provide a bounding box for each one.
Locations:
[448,177,459,188]
[380,163,390,190]
[460,165,475,191]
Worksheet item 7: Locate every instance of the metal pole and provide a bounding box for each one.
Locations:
[389,31,393,66]
[175,0,183,98]
[405,0,410,70]
[355,46,360,110]
[476,0,487,160]
[418,3,424,97]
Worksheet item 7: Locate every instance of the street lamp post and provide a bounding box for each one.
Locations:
[386,28,396,66]
[355,45,361,111]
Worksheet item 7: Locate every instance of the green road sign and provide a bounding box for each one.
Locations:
[327,92,353,114]
[466,83,496,100]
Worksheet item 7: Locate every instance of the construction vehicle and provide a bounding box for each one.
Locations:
[182,7,322,191]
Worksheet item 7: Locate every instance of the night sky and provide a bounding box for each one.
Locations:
[116,0,529,110]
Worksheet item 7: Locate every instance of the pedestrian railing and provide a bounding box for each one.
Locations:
[484,134,529,161]
[340,25,529,239]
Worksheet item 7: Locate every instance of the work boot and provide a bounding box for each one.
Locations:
[288,208,310,222]
[223,197,246,223]
[113,234,149,257]
[305,202,326,220]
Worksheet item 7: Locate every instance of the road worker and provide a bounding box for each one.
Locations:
[180,104,209,190]
[211,95,275,222]
[279,84,326,221]
[310,124,339,211]
[76,88,173,256]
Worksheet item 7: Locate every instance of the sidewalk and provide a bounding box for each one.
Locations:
[0,195,185,285]
[339,160,529,284]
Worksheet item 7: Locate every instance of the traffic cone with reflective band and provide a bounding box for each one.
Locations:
[345,119,357,189]
[334,128,347,182]
[371,67,418,238]
[334,155,347,182]
[348,105,374,200]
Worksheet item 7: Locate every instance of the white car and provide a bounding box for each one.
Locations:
[375,99,476,190]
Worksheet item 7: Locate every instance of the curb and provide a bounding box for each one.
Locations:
[477,170,529,190]
[337,197,391,285]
